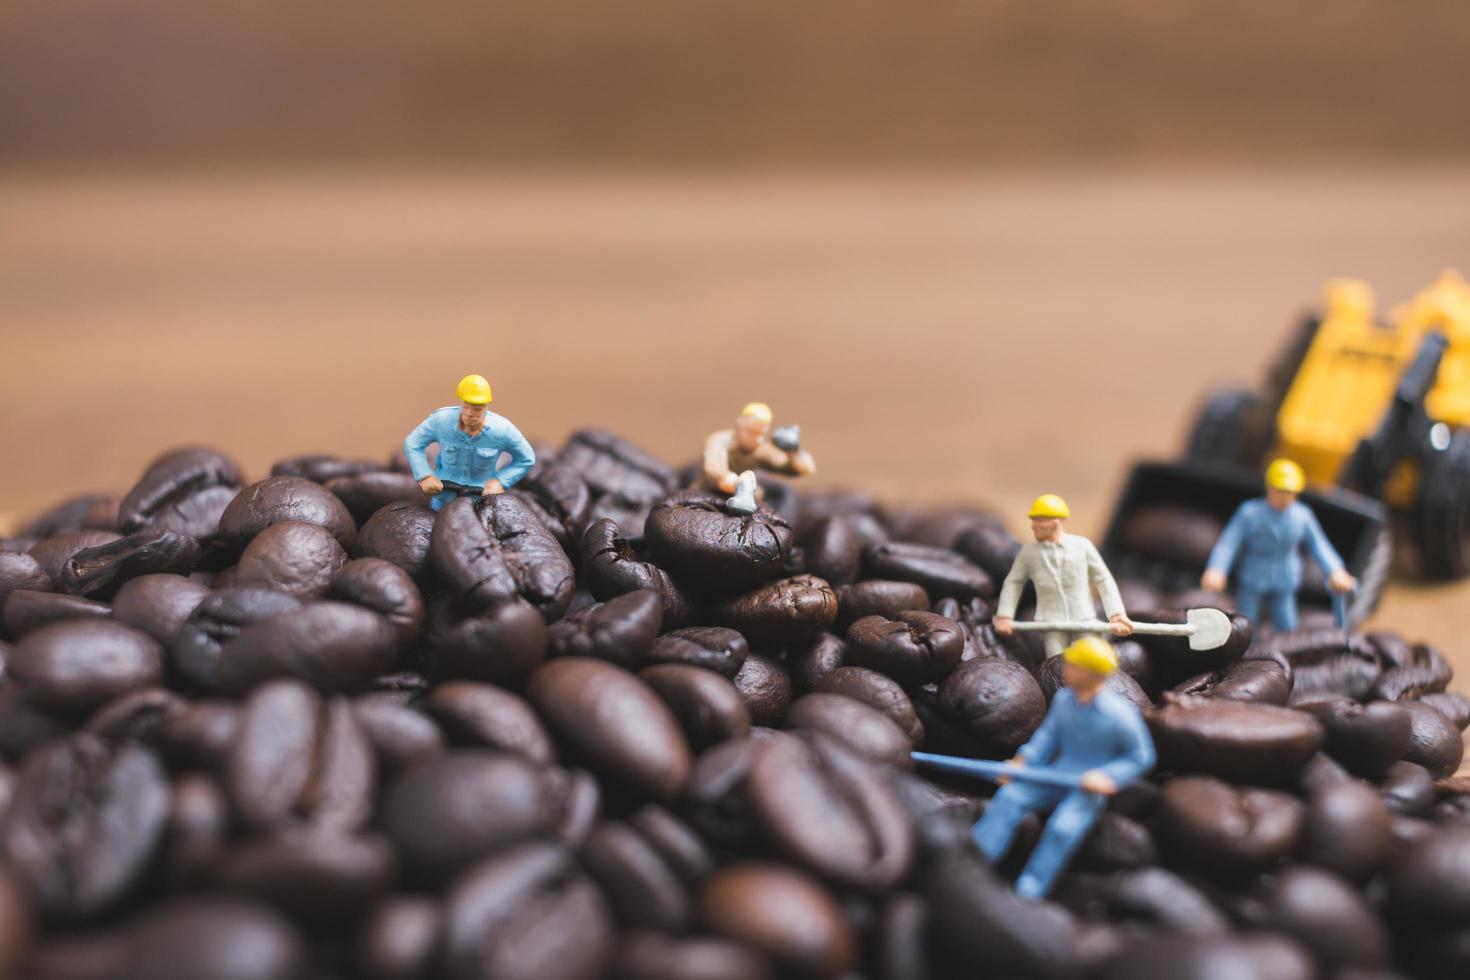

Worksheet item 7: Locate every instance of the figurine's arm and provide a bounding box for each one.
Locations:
[1097,704,1156,787]
[1204,504,1249,578]
[703,430,738,492]
[1302,507,1344,577]
[994,549,1030,620]
[1084,539,1127,621]
[404,416,439,481]
[490,420,537,491]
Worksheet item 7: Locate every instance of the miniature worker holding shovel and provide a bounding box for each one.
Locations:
[701,402,816,514]
[994,494,1133,658]
[970,636,1156,900]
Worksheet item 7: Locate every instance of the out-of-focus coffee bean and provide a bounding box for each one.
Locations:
[424,594,548,684]
[117,447,242,541]
[357,895,441,980]
[1368,632,1453,701]
[110,573,210,645]
[510,461,593,549]
[22,494,121,539]
[834,580,930,631]
[169,587,302,692]
[1274,629,1382,702]
[56,530,201,599]
[641,663,751,751]
[1094,932,1315,980]
[351,693,445,774]
[611,932,774,980]
[0,551,53,611]
[1397,699,1464,778]
[711,575,837,648]
[871,892,932,980]
[213,829,397,931]
[1256,866,1389,968]
[226,680,321,831]
[2,589,111,638]
[813,665,924,745]
[1172,658,1290,705]
[1298,779,1392,882]
[1294,696,1411,780]
[272,454,381,483]
[442,840,614,980]
[803,516,862,587]
[1385,824,1470,922]
[0,864,34,976]
[296,697,376,831]
[937,657,1045,756]
[120,898,308,980]
[580,518,698,628]
[646,490,800,593]
[1156,775,1302,877]
[1058,867,1226,936]
[953,522,1023,584]
[326,472,423,525]
[846,611,962,684]
[329,557,424,651]
[1381,760,1437,816]
[1146,694,1324,786]
[1,735,168,922]
[233,521,346,598]
[1115,506,1223,567]
[700,862,856,979]
[1415,691,1470,730]
[1072,811,1158,871]
[149,698,237,773]
[27,530,125,586]
[789,633,846,692]
[83,687,183,747]
[355,501,437,588]
[421,681,555,764]
[218,475,357,551]
[786,692,913,766]
[160,773,230,886]
[9,620,164,716]
[527,658,692,802]
[548,590,664,667]
[645,626,748,677]
[558,429,677,537]
[216,601,399,694]
[860,541,991,600]
[1039,654,1152,711]
[731,653,792,727]
[581,821,696,931]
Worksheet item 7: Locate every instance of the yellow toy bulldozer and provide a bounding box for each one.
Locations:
[1104,271,1470,624]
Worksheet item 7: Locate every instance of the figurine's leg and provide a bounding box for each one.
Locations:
[1269,591,1298,632]
[971,782,1062,863]
[726,471,759,514]
[1233,588,1262,627]
[429,489,455,512]
[1014,789,1108,901]
[1042,631,1068,659]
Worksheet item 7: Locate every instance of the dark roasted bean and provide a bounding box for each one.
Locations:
[329,557,424,650]
[110,573,210,645]
[646,490,800,593]
[421,681,555,764]
[0,551,53,611]
[121,898,308,980]
[3,589,111,638]
[215,601,399,694]
[641,663,752,751]
[1039,654,1152,710]
[786,693,912,765]
[789,632,846,692]
[581,820,695,931]
[233,521,346,598]
[9,620,164,715]
[1156,775,1302,877]
[645,626,748,677]
[424,594,548,684]
[27,529,125,585]
[1094,933,1314,980]
[937,657,1046,756]
[57,529,202,599]
[611,932,773,980]
[351,693,445,774]
[700,862,856,979]
[813,665,923,745]
[1171,658,1290,705]
[558,429,678,539]
[1146,694,1324,786]
[1298,779,1392,882]
[834,579,930,630]
[731,653,792,727]
[219,475,358,550]
[510,461,593,549]
[1294,696,1411,780]
[711,575,837,648]
[355,501,437,588]
[1380,760,1437,816]
[860,540,991,601]
[226,680,322,831]
[846,611,963,684]
[21,494,121,538]
[580,518,698,628]
[1398,699,1464,778]
[802,515,862,586]
[326,471,424,524]
[213,829,396,931]
[357,895,441,980]
[548,590,664,668]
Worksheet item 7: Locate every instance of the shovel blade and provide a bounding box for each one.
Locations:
[1186,607,1233,651]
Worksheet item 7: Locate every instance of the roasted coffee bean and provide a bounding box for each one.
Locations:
[472,494,578,620]
[226,680,322,830]
[121,898,308,980]
[548,590,664,667]
[1146,695,1324,786]
[611,932,774,980]
[789,633,847,692]
[21,494,120,538]
[1038,653,1152,711]
[886,506,996,549]
[0,551,53,610]
[846,611,962,684]
[731,653,792,727]
[834,580,930,630]
[273,454,382,483]
[9,620,164,715]
[1172,658,1290,705]
[641,663,752,751]
[219,475,357,550]
[1385,824,1470,922]
[937,657,1046,755]
[110,573,211,645]
[700,862,856,979]
[1072,812,1158,871]
[802,515,862,586]
[170,587,303,692]
[860,541,991,600]
[355,501,437,588]
[510,461,593,549]
[1398,699,1464,778]
[813,666,923,745]
[711,575,837,648]
[871,892,932,980]
[326,471,424,525]
[1368,633,1453,701]
[1381,760,1437,816]
[646,490,800,593]
[1156,775,1302,877]
[0,865,34,976]
[953,523,1023,584]
[351,693,445,774]
[645,626,748,678]
[215,601,399,694]
[0,685,68,762]
[298,697,377,831]
[1057,867,1226,936]
[116,447,242,541]
[213,829,396,931]
[56,529,202,599]
[84,687,184,747]
[430,498,524,610]
[1294,696,1411,780]
[1,735,168,921]
[1114,505,1223,567]
[580,519,697,628]
[27,529,123,585]
[159,773,230,886]
[421,681,555,764]
[1415,690,1470,730]
[1274,629,1382,702]
[357,895,441,980]
[1298,779,1392,883]
[581,821,696,932]
[3,589,111,637]
[441,843,613,980]
[424,595,548,684]
[786,693,912,766]
[558,429,677,535]
[233,521,347,598]
[743,732,913,889]
[1094,932,1315,980]
[329,557,424,650]
[1255,866,1389,968]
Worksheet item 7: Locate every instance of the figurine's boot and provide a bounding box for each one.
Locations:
[727,471,759,514]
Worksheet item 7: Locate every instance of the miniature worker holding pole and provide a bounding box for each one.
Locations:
[1201,458,1356,632]
[994,494,1133,658]
[404,374,536,512]
[969,636,1156,900]
[701,402,816,514]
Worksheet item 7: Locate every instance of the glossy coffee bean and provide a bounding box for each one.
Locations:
[1094,933,1315,980]
[641,663,752,750]
[169,587,302,692]
[803,515,862,587]
[355,501,437,588]
[110,573,211,645]
[937,657,1046,755]
[442,841,614,980]
[116,447,242,541]
[1058,867,1225,935]
[1,735,169,921]
[860,540,991,601]
[226,681,322,830]
[732,653,793,727]
[84,686,184,747]
[1172,658,1290,706]
[1146,695,1324,786]
[700,862,856,979]
[121,898,308,980]
[846,611,962,684]
[548,590,664,668]
[1385,824,1470,922]
[646,490,800,593]
[645,626,748,678]
[1130,608,1252,686]
[581,820,695,931]
[0,551,53,610]
[218,475,357,551]
[216,601,399,694]
[1038,655,1152,711]
[299,697,377,831]
[9,620,164,715]
[1380,760,1437,816]
[1298,779,1392,882]
[27,529,124,585]
[1275,629,1382,702]
[357,895,441,980]
[272,454,381,483]
[1256,866,1388,968]
[813,665,923,745]
[3,589,110,638]
[1398,699,1464,778]
[20,494,120,538]
[351,694,445,774]
[424,595,548,684]
[1295,697,1411,780]
[510,461,593,548]
[474,494,578,621]
[611,933,773,980]
[326,472,423,525]
[329,557,424,651]
[159,773,230,886]
[789,633,846,692]
[558,430,677,509]
[421,681,555,764]
[56,529,202,599]
[212,829,396,931]
[1072,812,1159,872]
[233,521,347,598]
[712,575,837,647]
[954,523,1023,583]
[834,580,930,630]
[786,693,912,765]
[580,518,697,628]
[1156,775,1302,877]
[1415,690,1470,730]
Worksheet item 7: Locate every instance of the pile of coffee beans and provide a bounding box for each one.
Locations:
[1,432,1467,980]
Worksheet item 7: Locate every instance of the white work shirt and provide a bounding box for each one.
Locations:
[996,532,1126,625]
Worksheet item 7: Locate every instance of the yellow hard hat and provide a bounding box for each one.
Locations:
[456,374,493,405]
[1265,458,1305,493]
[740,401,773,423]
[1063,636,1117,676]
[1027,494,1070,519]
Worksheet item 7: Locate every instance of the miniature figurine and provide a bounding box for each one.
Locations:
[404,374,536,512]
[701,402,816,513]
[993,494,1133,658]
[970,636,1156,900]
[1200,458,1356,631]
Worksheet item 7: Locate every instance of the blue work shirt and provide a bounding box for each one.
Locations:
[1205,498,1344,595]
[1017,688,1155,786]
[403,407,536,492]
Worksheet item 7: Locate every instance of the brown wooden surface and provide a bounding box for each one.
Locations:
[2,171,1468,718]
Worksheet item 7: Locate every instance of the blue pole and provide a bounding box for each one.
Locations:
[910,751,1087,790]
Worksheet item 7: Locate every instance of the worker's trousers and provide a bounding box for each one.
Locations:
[972,781,1108,900]
[1234,589,1297,633]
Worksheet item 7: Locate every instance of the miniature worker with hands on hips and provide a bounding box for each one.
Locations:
[404,374,536,511]
[994,494,1133,658]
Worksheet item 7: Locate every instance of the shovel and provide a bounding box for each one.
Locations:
[1008,607,1233,652]
[911,751,1092,791]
